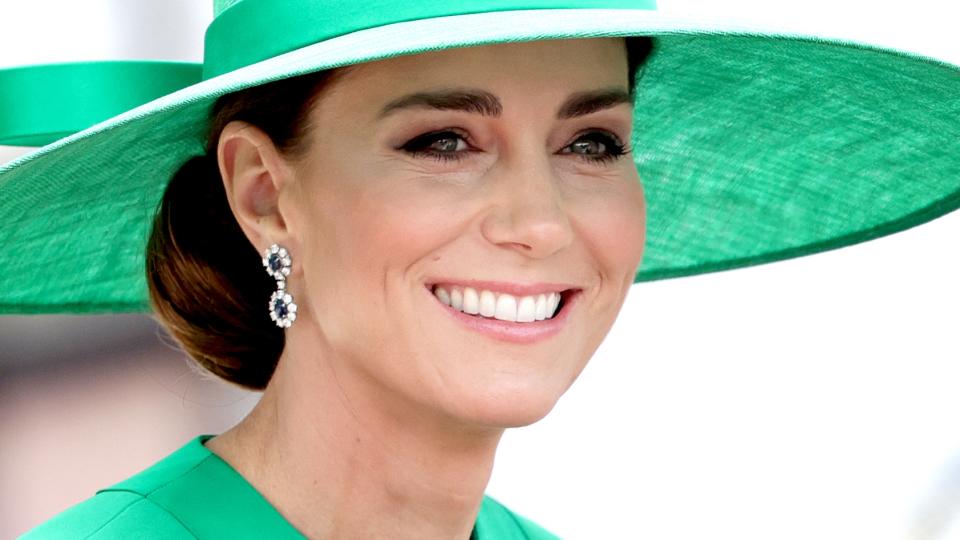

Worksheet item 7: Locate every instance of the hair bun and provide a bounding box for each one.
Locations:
[146,153,283,390]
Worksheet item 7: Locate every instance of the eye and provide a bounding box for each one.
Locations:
[399,130,472,162]
[399,129,630,165]
[561,131,630,165]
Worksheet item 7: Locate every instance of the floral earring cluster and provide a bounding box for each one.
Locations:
[262,243,298,328]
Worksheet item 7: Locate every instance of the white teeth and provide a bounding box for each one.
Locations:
[549,292,560,316]
[535,294,548,321]
[463,287,480,314]
[432,285,568,323]
[494,294,517,321]
[517,296,536,323]
[450,288,463,311]
[479,290,496,317]
[435,287,451,306]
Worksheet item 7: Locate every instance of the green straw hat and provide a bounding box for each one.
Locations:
[1,0,958,313]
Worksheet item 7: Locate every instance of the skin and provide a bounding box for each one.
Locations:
[207,37,646,539]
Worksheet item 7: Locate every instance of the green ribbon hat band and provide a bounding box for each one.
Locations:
[0,62,202,147]
[203,0,656,79]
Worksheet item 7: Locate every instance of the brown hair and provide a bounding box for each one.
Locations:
[145,37,654,391]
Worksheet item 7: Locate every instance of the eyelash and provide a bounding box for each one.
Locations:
[399,129,631,165]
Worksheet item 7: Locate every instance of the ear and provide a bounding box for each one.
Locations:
[217,120,294,254]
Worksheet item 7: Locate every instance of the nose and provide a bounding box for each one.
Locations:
[480,154,574,260]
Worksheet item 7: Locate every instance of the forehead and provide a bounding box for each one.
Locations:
[322,38,630,114]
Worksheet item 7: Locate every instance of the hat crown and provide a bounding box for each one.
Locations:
[214,0,242,17]
[202,0,655,79]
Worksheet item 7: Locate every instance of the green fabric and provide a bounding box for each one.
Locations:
[0,62,201,146]
[204,0,655,78]
[21,435,559,539]
[0,4,958,313]
[634,35,960,280]
[22,491,197,538]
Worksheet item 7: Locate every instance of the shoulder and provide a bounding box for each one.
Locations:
[477,495,561,540]
[21,435,304,540]
[20,490,193,539]
[21,436,215,539]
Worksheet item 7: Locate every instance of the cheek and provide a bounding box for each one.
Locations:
[295,172,479,405]
[576,175,646,284]
[307,141,474,274]
[295,165,468,336]
[349,184,467,275]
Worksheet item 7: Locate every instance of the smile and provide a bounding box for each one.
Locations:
[424,280,581,344]
[431,284,564,322]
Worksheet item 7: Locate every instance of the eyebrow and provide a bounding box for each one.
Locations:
[377,88,632,120]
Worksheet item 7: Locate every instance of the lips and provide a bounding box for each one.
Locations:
[424,282,581,344]
[430,284,564,322]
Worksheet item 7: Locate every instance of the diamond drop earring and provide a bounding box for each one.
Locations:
[262,244,297,328]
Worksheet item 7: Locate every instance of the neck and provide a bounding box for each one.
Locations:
[206,327,503,540]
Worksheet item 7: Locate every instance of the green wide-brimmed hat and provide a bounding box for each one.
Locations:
[1,0,958,313]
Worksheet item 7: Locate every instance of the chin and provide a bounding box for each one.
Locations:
[454,382,567,429]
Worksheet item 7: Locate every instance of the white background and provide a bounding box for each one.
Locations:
[2,1,959,539]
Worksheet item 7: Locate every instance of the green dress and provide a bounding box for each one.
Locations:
[21,435,559,539]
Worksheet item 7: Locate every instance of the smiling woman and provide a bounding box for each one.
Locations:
[3,1,960,539]
[147,37,652,400]
[23,37,650,539]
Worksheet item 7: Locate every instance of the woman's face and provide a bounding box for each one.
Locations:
[284,38,645,429]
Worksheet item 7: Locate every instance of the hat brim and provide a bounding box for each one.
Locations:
[2,9,959,313]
